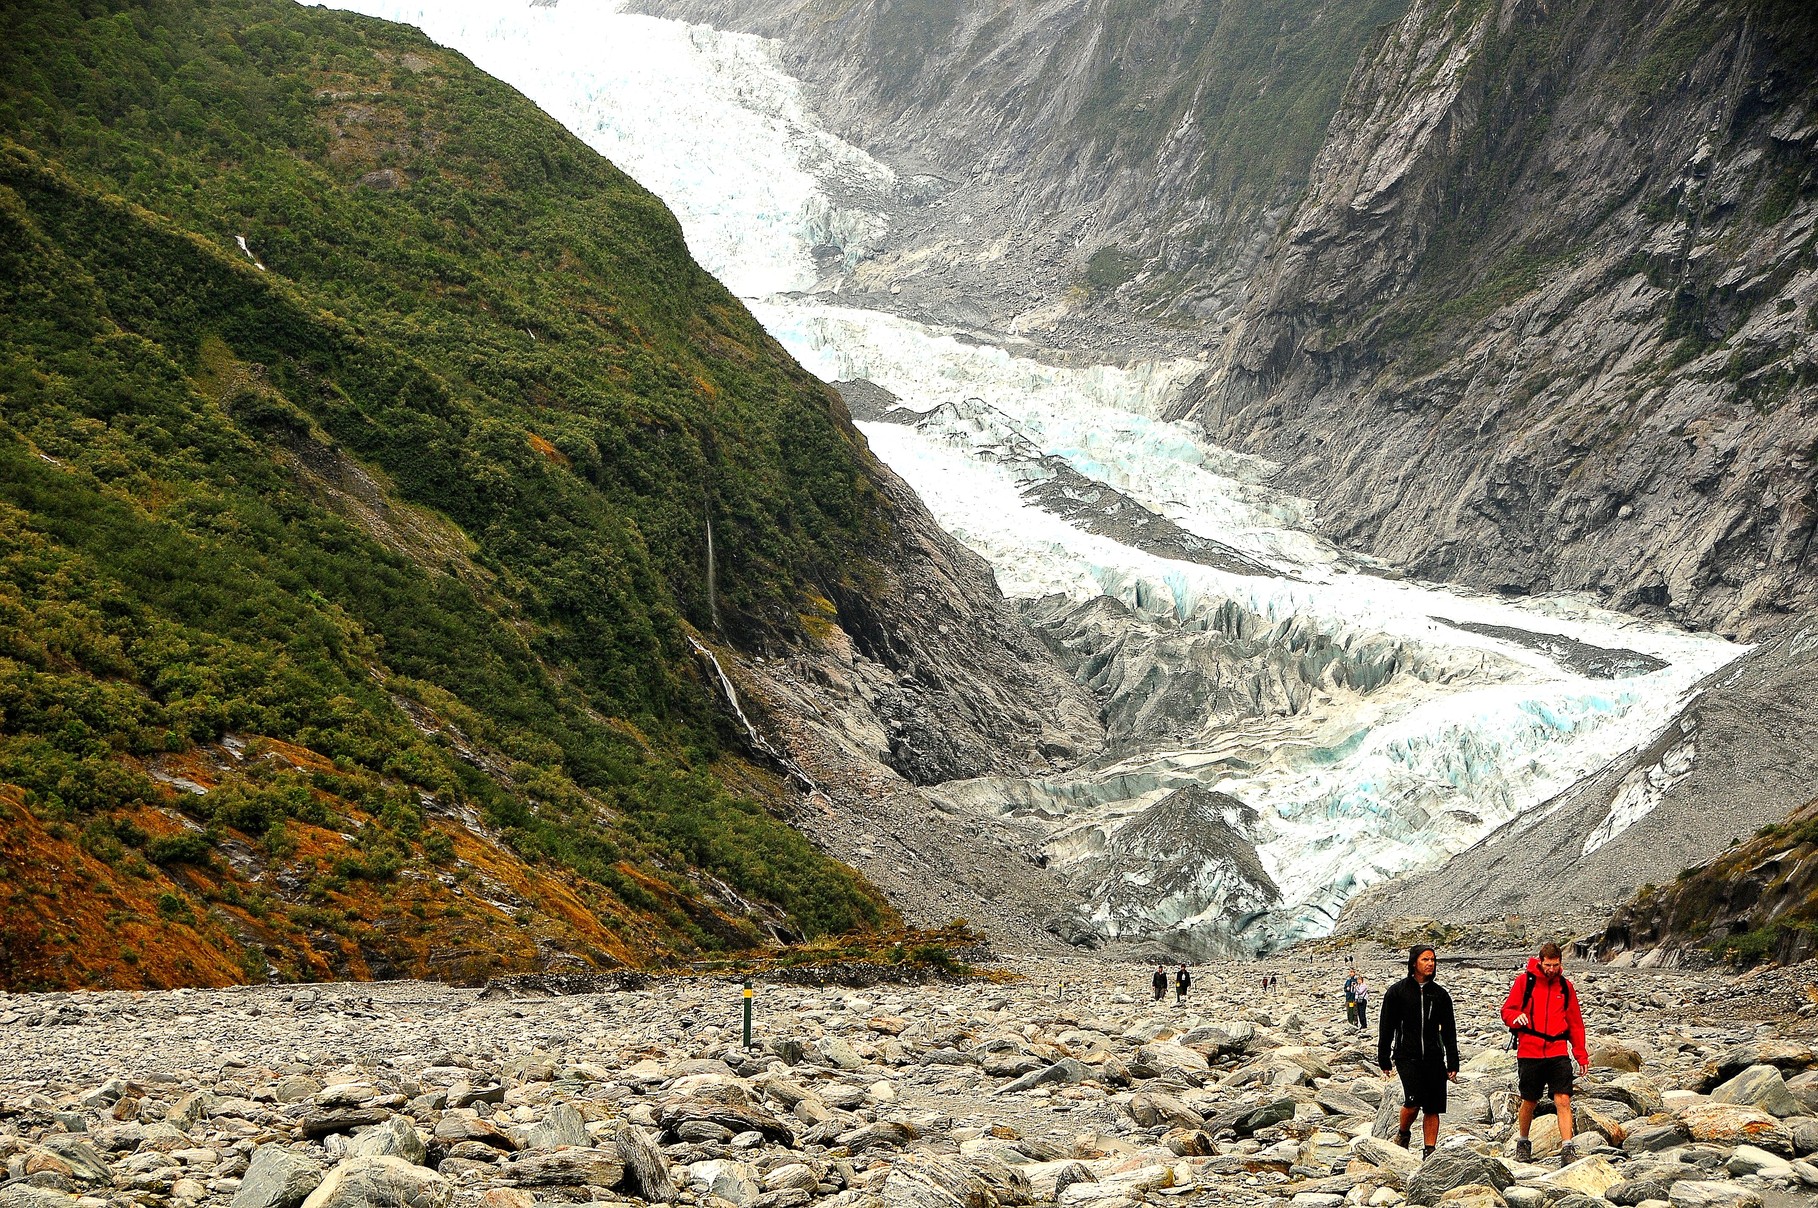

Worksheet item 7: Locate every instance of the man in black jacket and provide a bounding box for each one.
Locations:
[1378,943,1460,1158]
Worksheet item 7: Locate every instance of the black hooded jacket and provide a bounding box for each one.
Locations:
[1377,945,1460,1073]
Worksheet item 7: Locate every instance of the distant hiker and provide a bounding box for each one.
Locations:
[1353,974,1371,1033]
[1343,972,1359,1027]
[1152,965,1167,1002]
[1501,941,1589,1164]
[1175,963,1191,1003]
[1378,943,1460,1158]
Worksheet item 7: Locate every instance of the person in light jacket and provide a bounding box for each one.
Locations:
[1377,944,1459,1158]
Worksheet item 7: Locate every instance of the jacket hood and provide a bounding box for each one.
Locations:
[1407,944,1435,978]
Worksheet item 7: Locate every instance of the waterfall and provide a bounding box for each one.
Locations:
[687,635,822,798]
[705,501,721,634]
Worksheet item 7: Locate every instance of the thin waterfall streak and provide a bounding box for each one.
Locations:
[705,502,721,634]
[687,636,822,797]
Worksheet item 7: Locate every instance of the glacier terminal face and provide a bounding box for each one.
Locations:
[314,0,1744,955]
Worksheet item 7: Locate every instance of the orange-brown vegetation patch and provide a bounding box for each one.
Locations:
[526,433,570,466]
[0,787,248,990]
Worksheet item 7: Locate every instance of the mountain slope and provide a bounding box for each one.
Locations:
[1192,0,1818,638]
[0,0,1097,988]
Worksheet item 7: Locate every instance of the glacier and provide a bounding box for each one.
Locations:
[310,0,1745,953]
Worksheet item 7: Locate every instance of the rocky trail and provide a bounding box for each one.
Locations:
[6,950,1818,1208]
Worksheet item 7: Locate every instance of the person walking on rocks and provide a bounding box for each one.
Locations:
[1344,971,1359,1028]
[1152,965,1168,1002]
[1175,962,1191,1003]
[1378,943,1459,1158]
[1501,941,1588,1164]
[1352,974,1370,1034]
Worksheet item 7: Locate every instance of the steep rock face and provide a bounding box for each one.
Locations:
[1193,0,1818,638]
[1335,614,1818,937]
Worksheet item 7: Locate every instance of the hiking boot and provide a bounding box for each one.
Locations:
[1422,1145,1436,1160]
[1558,1140,1576,1165]
[1514,1137,1532,1163]
[1395,1129,1411,1150]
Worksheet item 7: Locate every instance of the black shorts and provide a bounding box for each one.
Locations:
[1518,1055,1574,1101]
[1398,1063,1449,1114]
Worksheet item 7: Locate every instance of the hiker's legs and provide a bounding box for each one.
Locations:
[1516,1098,1536,1138]
[1422,1111,1441,1147]
[1554,1093,1574,1142]
[1398,1106,1418,1136]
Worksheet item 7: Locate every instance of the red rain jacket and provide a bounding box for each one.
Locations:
[1500,957,1588,1064]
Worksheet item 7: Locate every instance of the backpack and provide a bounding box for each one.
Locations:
[1507,970,1574,1050]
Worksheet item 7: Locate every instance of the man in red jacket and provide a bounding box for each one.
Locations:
[1500,941,1589,1164]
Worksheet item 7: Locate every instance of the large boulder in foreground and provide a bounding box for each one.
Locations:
[298,1157,451,1208]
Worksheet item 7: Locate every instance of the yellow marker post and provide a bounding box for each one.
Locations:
[742,980,754,1049]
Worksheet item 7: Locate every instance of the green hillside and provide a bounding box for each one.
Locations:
[0,0,892,988]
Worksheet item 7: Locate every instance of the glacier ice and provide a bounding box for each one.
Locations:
[309,0,1746,953]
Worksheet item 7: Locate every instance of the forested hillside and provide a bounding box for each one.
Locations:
[0,0,899,989]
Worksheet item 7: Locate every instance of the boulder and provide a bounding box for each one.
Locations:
[298,1157,452,1208]
[1786,1116,1818,1156]
[506,1149,626,1188]
[1125,1093,1204,1130]
[0,1189,83,1208]
[1606,1074,1667,1117]
[814,1036,867,1070]
[1624,1121,1692,1154]
[1680,1103,1795,1156]
[657,1098,795,1146]
[1724,1145,1793,1179]
[687,1160,760,1207]
[1538,1155,1622,1198]
[345,1119,427,1167]
[1000,1059,1093,1094]
[1407,1151,1512,1206]
[1668,1182,1763,1208]
[1608,1174,1684,1205]
[1436,1185,1506,1208]
[520,1103,588,1150]
[234,1145,326,1208]
[1236,1098,1297,1136]
[1589,1044,1645,1073]
[1711,1066,1806,1118]
[1702,1042,1816,1091]
[614,1122,675,1204]
[1027,1161,1096,1200]
[1354,1135,1421,1175]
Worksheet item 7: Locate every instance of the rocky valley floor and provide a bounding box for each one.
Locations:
[5,950,1818,1208]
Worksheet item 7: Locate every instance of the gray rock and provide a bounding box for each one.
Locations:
[1669,1182,1763,1208]
[1406,1151,1512,1206]
[615,1121,676,1204]
[298,1157,451,1208]
[345,1119,427,1167]
[0,1188,82,1208]
[1625,1122,1693,1154]
[503,1148,627,1188]
[521,1103,588,1150]
[1000,1059,1093,1094]
[233,1145,326,1208]
[1711,1066,1806,1118]
[1125,1093,1204,1130]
